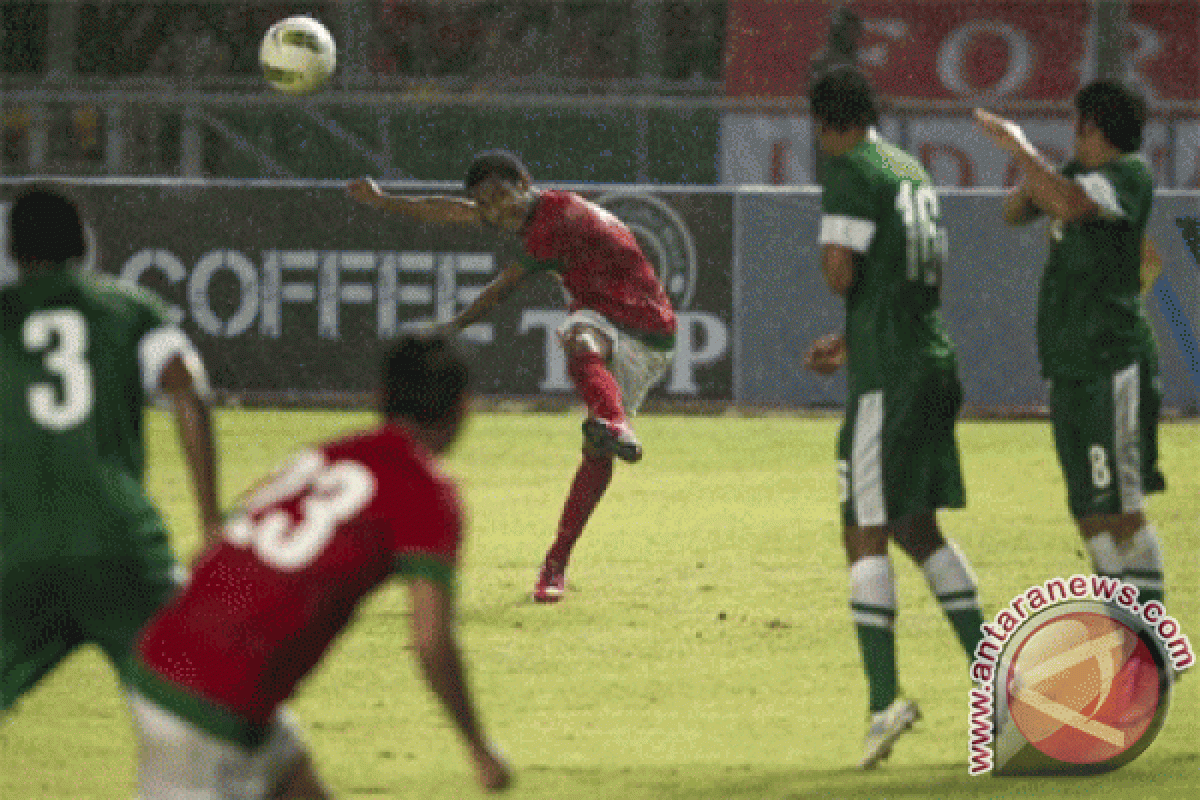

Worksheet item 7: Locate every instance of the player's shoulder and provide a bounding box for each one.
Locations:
[323,425,457,503]
[80,273,172,321]
[1104,153,1154,188]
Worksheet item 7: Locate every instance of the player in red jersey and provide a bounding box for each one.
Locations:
[347,151,677,604]
[129,334,511,799]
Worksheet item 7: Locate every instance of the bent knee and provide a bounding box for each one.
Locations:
[560,324,612,360]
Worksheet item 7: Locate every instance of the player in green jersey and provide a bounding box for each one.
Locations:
[1,184,220,717]
[803,69,987,769]
[975,81,1167,607]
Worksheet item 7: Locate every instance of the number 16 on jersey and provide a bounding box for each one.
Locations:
[895,181,948,287]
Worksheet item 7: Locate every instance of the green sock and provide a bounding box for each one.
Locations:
[854,619,897,713]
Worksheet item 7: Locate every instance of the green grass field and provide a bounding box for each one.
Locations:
[2,410,1197,799]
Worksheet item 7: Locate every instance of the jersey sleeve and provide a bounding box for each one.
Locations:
[388,474,463,592]
[124,285,209,397]
[1075,157,1151,223]
[819,159,877,253]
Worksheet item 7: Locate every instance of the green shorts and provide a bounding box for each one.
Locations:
[1049,359,1165,519]
[0,555,178,711]
[837,366,966,528]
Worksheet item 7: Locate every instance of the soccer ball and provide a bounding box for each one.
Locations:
[259,16,336,94]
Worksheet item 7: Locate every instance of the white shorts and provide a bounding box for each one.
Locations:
[557,310,673,416]
[130,690,307,800]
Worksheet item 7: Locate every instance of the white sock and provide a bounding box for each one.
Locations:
[1085,532,1124,577]
[1121,525,1165,602]
[921,541,980,610]
[850,555,896,630]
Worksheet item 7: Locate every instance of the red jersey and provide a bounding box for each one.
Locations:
[520,190,677,345]
[134,425,461,730]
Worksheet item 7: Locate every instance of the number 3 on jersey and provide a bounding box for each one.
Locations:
[225,451,376,571]
[895,181,947,287]
[24,309,94,431]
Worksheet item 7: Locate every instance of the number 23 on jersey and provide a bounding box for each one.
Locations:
[225,450,377,572]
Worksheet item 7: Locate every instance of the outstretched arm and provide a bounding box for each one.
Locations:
[347,177,481,226]
[974,109,1099,223]
[409,578,512,792]
[447,262,529,332]
[158,354,222,549]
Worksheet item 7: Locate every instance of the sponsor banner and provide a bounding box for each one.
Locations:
[0,185,733,399]
[726,1,1200,103]
[720,115,1194,188]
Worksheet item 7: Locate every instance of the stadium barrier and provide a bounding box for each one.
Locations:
[1,180,1196,415]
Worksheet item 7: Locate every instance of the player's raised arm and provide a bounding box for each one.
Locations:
[347,177,482,226]
[408,577,512,792]
[446,261,529,332]
[1002,183,1043,227]
[973,108,1097,223]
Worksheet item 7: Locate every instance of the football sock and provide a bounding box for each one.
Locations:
[921,541,985,658]
[546,452,614,569]
[850,555,897,714]
[567,351,626,425]
[1084,532,1123,577]
[1121,525,1165,605]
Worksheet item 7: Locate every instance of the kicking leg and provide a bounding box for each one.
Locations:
[561,322,642,463]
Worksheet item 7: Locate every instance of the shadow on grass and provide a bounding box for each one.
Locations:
[507,757,1199,800]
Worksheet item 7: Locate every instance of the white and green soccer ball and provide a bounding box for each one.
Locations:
[259,15,336,94]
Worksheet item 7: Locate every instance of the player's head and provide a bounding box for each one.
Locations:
[1074,80,1147,156]
[809,67,880,155]
[464,150,535,233]
[382,332,471,453]
[7,182,88,272]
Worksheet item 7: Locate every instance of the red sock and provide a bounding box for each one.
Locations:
[567,351,626,424]
[546,452,614,568]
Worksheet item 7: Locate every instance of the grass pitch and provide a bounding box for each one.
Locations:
[2,410,1197,798]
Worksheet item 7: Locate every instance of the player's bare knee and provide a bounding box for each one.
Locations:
[892,513,945,564]
[844,525,888,564]
[562,324,612,361]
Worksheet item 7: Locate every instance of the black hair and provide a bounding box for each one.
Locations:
[8,183,87,265]
[1075,80,1147,153]
[808,67,880,131]
[382,333,470,426]
[463,150,532,191]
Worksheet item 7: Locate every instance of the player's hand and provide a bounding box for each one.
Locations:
[346,177,385,207]
[804,333,846,375]
[973,108,1034,156]
[470,742,512,792]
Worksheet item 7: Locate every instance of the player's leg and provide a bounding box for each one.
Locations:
[261,709,332,800]
[558,311,641,462]
[1120,357,1167,606]
[131,690,323,800]
[535,320,672,601]
[0,563,83,713]
[886,368,983,659]
[893,514,984,659]
[1053,363,1166,604]
[535,439,614,603]
[839,391,919,769]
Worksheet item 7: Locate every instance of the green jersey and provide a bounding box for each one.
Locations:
[0,270,180,564]
[1038,154,1157,379]
[819,133,956,394]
